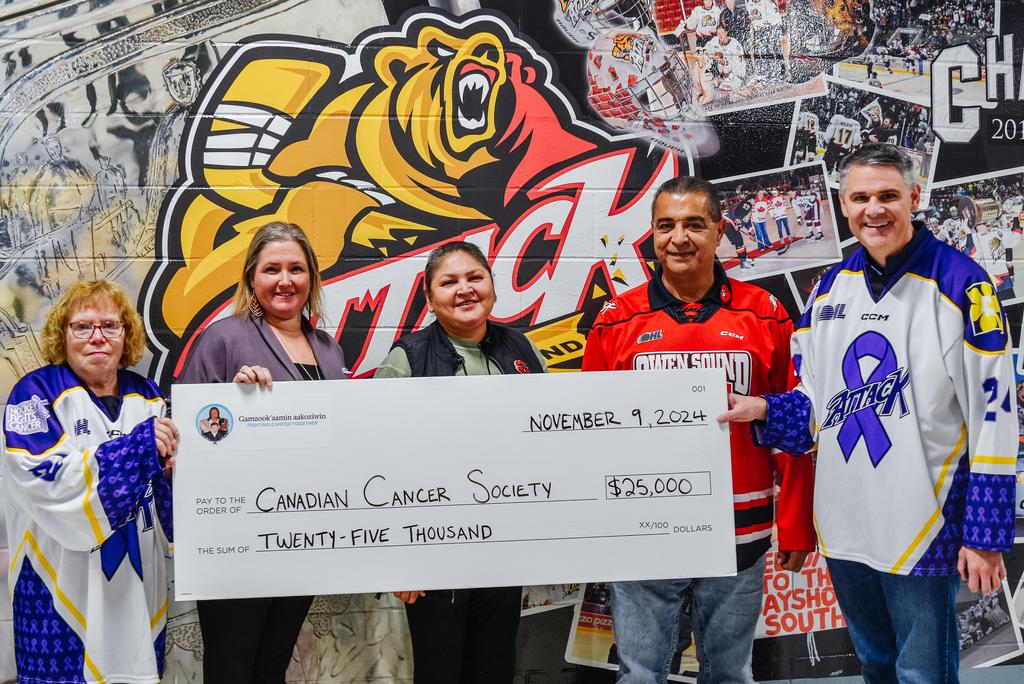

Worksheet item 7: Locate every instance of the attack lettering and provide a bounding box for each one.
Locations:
[820,368,911,431]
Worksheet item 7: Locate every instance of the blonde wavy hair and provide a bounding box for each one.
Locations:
[40,280,147,368]
[231,222,325,321]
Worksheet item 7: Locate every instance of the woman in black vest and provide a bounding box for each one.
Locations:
[375,241,546,682]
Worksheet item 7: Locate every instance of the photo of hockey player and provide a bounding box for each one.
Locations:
[678,0,723,49]
[745,0,786,80]
[791,104,821,164]
[832,0,997,104]
[788,81,938,192]
[677,0,828,114]
[926,171,1024,302]
[565,582,698,681]
[561,0,836,125]
[692,25,754,106]
[955,579,1024,667]
[585,27,719,156]
[712,162,842,281]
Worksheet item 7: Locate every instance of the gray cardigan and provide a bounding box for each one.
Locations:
[177,314,348,383]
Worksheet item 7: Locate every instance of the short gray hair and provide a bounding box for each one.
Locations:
[837,143,917,193]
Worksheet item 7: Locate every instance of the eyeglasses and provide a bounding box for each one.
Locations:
[68,321,124,339]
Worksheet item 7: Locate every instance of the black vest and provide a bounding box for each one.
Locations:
[394,321,545,377]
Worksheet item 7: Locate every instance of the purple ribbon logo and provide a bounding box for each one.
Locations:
[821,331,910,467]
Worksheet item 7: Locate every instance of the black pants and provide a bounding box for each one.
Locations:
[405,586,521,683]
[197,595,313,683]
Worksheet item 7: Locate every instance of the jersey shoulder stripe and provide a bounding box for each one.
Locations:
[906,235,1009,353]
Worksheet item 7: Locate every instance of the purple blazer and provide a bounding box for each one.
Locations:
[177,314,348,383]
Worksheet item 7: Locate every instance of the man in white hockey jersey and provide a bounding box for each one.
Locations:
[822,107,862,179]
[792,187,824,241]
[970,215,1021,294]
[794,108,820,163]
[681,0,722,49]
[942,205,971,254]
[720,144,1016,682]
[698,26,748,98]
[745,0,784,79]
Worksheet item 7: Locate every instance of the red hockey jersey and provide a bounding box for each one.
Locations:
[582,265,815,569]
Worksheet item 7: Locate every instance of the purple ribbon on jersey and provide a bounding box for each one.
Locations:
[837,331,894,466]
[100,517,144,581]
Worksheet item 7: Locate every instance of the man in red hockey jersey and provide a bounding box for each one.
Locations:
[582,176,814,683]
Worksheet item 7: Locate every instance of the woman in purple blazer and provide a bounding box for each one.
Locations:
[178,221,346,683]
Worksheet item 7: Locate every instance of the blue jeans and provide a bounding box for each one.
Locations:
[611,555,764,684]
[753,221,770,249]
[774,216,791,239]
[825,557,960,684]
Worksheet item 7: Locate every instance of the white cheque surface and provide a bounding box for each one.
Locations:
[172,369,734,600]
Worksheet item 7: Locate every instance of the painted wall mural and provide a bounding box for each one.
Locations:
[2,0,1024,681]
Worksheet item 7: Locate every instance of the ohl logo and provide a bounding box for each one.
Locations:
[143,9,689,383]
[819,304,846,321]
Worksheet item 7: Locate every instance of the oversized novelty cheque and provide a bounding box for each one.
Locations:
[172,369,735,599]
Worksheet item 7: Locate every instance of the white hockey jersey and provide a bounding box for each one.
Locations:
[793,191,820,221]
[745,0,782,27]
[792,190,818,212]
[761,229,1017,575]
[798,111,820,135]
[752,198,771,222]
[3,365,170,683]
[942,216,970,252]
[706,37,746,77]
[769,194,789,219]
[825,114,862,151]
[686,5,721,36]
[970,219,1021,289]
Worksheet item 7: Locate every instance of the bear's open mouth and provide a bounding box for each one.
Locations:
[454,70,491,136]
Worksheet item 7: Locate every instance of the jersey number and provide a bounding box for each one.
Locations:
[982,377,1012,422]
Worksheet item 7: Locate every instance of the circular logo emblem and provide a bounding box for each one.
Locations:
[196,403,233,444]
[514,359,531,374]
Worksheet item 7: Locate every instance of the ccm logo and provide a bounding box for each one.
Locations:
[720,330,744,340]
[862,313,890,321]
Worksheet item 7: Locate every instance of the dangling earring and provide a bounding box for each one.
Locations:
[249,294,264,318]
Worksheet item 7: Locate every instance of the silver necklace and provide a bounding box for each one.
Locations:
[295,362,323,381]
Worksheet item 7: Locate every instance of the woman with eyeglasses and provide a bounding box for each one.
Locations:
[178,221,347,683]
[2,280,179,684]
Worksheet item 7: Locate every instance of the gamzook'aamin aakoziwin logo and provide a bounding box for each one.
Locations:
[196,403,232,444]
